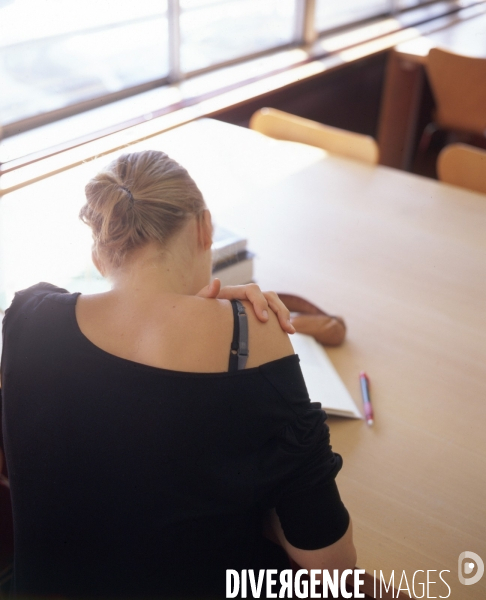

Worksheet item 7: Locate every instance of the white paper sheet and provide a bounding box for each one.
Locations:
[290,333,362,419]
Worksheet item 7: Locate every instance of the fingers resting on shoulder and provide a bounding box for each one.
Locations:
[196,280,295,334]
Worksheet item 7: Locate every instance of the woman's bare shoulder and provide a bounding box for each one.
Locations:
[75,292,293,373]
[183,296,294,369]
[239,300,295,369]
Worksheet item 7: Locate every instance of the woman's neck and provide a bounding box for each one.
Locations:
[107,241,210,299]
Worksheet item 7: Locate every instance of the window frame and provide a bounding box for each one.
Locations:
[0,0,457,142]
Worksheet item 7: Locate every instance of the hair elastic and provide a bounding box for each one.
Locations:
[120,186,135,205]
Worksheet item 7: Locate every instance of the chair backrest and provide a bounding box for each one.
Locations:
[249,108,379,165]
[437,143,486,195]
[426,48,486,135]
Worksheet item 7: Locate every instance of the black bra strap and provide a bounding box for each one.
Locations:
[228,300,249,372]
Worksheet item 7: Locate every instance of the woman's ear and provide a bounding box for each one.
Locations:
[198,209,213,251]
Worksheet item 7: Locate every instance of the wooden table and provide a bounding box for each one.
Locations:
[378,5,486,170]
[1,119,486,598]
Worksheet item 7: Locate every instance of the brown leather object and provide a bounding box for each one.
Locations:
[278,293,346,347]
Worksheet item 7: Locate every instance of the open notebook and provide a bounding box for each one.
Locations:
[291,333,362,419]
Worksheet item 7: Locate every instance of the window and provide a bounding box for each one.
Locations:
[0,0,442,136]
[180,0,296,73]
[315,0,391,33]
[0,0,169,126]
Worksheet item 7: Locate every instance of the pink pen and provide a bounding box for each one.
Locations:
[359,371,374,426]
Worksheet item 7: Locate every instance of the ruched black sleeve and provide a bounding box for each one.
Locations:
[261,358,350,550]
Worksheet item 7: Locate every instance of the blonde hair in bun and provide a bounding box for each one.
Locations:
[80,150,206,268]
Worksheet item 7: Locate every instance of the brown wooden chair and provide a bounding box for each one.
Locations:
[249,108,379,165]
[437,143,486,195]
[426,48,486,136]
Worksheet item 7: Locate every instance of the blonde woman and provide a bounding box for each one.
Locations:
[1,150,355,598]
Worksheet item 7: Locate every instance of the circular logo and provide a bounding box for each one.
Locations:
[458,551,484,586]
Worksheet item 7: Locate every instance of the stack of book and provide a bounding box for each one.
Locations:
[211,225,254,287]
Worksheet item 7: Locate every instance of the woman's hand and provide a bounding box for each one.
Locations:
[196,279,295,334]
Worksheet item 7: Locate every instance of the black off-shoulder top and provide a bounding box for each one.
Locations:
[1,283,349,598]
